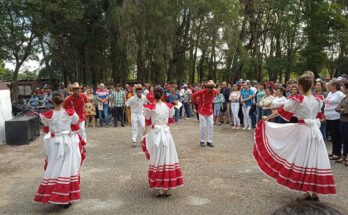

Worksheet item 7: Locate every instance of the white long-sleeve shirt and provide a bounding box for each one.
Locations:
[125,95,148,114]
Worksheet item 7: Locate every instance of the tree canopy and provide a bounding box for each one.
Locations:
[1,0,347,100]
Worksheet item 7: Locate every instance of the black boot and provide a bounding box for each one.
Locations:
[63,203,72,209]
[207,142,214,147]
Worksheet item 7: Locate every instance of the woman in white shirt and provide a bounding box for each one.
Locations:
[324,79,346,160]
[271,87,287,123]
[229,84,241,129]
[258,87,274,117]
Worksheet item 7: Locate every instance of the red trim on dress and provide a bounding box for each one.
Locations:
[33,176,80,204]
[253,121,336,194]
[41,110,54,119]
[316,112,324,120]
[141,137,150,160]
[292,95,304,104]
[71,124,80,131]
[43,126,49,133]
[65,109,75,116]
[148,163,184,189]
[277,107,294,122]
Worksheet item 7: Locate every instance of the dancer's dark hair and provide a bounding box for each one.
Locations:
[154,87,164,100]
[52,92,64,105]
[298,71,314,93]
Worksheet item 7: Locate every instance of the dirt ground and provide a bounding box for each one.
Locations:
[0,119,347,215]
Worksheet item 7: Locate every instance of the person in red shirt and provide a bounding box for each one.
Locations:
[192,80,218,147]
[146,86,155,104]
[63,82,88,142]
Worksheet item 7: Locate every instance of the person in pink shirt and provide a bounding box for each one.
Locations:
[192,80,218,147]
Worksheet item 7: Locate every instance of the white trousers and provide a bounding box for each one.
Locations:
[242,106,252,129]
[231,103,240,126]
[131,113,145,143]
[199,114,214,143]
[79,121,87,142]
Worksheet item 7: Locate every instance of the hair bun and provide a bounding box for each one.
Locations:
[303,71,314,79]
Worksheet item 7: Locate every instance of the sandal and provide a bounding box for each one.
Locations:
[329,155,340,160]
[154,189,164,197]
[164,189,172,197]
[335,157,346,163]
[296,194,312,202]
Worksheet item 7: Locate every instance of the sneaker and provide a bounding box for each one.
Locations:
[200,142,205,147]
[207,142,214,147]
[132,142,137,148]
[247,127,252,131]
[243,127,247,130]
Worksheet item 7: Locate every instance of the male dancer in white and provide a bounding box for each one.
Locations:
[126,84,148,147]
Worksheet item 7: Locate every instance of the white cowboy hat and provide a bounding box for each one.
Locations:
[205,80,216,87]
[72,82,81,89]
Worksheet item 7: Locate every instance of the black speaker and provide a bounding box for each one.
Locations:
[5,116,40,145]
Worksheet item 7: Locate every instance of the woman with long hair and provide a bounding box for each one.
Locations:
[141,87,184,197]
[253,72,336,202]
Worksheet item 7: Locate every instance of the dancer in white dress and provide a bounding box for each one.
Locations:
[253,72,336,201]
[34,92,86,208]
[141,87,184,197]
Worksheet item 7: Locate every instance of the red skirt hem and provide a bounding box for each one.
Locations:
[253,121,336,195]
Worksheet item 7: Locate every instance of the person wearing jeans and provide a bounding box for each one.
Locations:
[110,84,126,127]
[229,84,241,129]
[182,84,193,118]
[335,81,348,165]
[325,79,346,160]
[240,82,255,130]
[96,83,110,127]
[192,80,217,147]
[167,88,181,124]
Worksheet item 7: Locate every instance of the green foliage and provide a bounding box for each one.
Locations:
[1,0,348,88]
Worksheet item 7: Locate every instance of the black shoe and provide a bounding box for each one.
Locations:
[121,124,125,127]
[200,142,205,147]
[311,195,320,202]
[207,142,214,147]
[63,203,72,209]
[296,194,312,202]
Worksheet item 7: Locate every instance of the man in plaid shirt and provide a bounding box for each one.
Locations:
[110,84,126,127]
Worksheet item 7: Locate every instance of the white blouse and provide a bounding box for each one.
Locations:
[41,110,79,134]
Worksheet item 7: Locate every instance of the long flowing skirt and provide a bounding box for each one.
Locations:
[34,133,82,204]
[142,129,184,190]
[253,121,336,194]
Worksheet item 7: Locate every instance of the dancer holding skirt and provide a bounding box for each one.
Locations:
[141,87,184,197]
[34,92,86,208]
[253,72,336,201]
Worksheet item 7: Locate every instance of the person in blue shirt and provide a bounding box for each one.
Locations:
[167,88,181,124]
[240,82,255,130]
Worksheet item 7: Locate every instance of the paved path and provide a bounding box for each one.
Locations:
[0,119,347,214]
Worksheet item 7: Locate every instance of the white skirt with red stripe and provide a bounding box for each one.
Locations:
[253,120,336,195]
[34,132,82,204]
[142,125,184,190]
